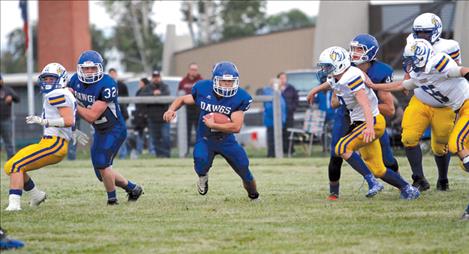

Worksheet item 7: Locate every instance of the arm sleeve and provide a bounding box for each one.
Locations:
[240,94,253,112]
[47,92,73,108]
[97,83,118,103]
[347,75,365,92]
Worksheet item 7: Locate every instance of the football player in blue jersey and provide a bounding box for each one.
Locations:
[350,34,400,172]
[163,61,259,200]
[68,50,143,205]
[324,34,400,200]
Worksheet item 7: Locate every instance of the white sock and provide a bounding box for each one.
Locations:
[463,156,469,164]
[8,194,21,208]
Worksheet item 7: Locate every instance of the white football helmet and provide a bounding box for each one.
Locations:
[402,39,434,73]
[38,63,68,94]
[317,46,351,76]
[412,13,442,44]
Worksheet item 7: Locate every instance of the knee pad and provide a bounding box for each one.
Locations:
[401,130,420,148]
[448,142,458,154]
[431,142,448,156]
[3,160,13,176]
[328,156,343,182]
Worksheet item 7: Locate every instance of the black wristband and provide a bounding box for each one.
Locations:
[464,72,469,81]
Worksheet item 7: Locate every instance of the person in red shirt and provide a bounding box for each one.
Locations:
[178,63,203,156]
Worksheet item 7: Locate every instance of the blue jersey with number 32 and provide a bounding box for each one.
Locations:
[68,74,126,132]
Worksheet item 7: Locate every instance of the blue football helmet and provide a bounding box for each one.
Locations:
[350,34,380,65]
[77,50,104,84]
[38,63,68,94]
[402,39,433,73]
[212,61,240,97]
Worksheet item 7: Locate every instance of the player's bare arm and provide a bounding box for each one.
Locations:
[307,82,331,104]
[330,91,340,109]
[355,89,375,143]
[57,107,75,127]
[377,91,395,117]
[203,110,244,133]
[447,65,469,80]
[366,79,407,92]
[163,94,195,122]
[77,100,108,123]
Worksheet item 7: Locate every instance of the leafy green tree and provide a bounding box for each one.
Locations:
[221,0,266,40]
[0,26,38,73]
[101,0,163,73]
[264,9,314,33]
[90,24,111,57]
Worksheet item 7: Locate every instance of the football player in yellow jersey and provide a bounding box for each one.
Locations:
[307,46,419,200]
[366,39,469,218]
[402,13,462,191]
[3,63,88,211]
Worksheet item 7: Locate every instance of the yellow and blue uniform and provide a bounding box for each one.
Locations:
[330,66,388,177]
[3,89,75,175]
[448,100,469,154]
[408,53,469,155]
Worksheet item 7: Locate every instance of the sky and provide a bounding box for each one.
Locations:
[0,0,320,50]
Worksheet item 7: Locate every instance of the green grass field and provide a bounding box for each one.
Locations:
[1,156,469,253]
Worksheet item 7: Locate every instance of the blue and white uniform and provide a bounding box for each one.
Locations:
[191,80,254,182]
[69,74,127,178]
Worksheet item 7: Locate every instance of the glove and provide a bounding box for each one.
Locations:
[72,129,90,146]
[26,115,48,126]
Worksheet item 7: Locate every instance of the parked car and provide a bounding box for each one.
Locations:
[285,69,322,128]
[237,108,267,148]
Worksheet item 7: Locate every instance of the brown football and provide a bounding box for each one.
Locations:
[204,112,231,124]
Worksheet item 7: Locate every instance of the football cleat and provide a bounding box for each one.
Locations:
[400,185,420,200]
[436,179,449,191]
[30,191,47,207]
[366,178,384,198]
[107,198,119,205]
[0,228,25,250]
[327,193,339,201]
[411,175,430,191]
[462,207,469,220]
[127,185,144,202]
[4,205,21,212]
[197,175,209,195]
[243,180,259,200]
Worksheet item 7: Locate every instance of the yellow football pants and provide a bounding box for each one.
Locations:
[401,96,455,156]
[448,99,469,154]
[335,114,387,177]
[4,136,68,175]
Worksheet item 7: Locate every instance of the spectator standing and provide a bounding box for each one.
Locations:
[0,74,20,159]
[142,71,171,157]
[277,72,299,154]
[262,79,287,157]
[131,78,150,158]
[109,68,130,159]
[178,63,203,155]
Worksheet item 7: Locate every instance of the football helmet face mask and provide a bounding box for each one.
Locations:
[402,39,434,73]
[38,63,68,94]
[317,46,351,77]
[350,34,380,65]
[212,61,240,97]
[412,13,442,44]
[77,50,104,84]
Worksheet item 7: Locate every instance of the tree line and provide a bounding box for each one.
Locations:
[0,0,314,74]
